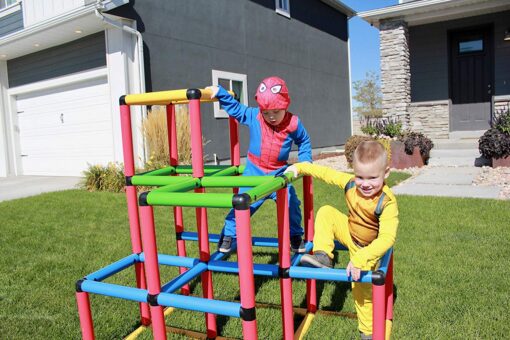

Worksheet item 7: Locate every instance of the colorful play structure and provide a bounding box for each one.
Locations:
[75,87,394,340]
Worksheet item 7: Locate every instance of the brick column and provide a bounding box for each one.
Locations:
[380,20,411,127]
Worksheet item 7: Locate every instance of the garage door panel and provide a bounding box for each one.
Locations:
[16,74,115,176]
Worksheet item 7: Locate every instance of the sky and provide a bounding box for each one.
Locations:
[340,0,399,105]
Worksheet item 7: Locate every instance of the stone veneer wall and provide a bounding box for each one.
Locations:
[408,101,450,139]
[379,20,411,127]
[494,96,510,113]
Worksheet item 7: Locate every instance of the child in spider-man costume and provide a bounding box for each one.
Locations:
[207,76,312,253]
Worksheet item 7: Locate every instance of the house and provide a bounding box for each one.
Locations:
[0,0,354,177]
[359,0,510,140]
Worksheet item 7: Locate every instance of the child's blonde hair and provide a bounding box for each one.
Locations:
[353,141,388,169]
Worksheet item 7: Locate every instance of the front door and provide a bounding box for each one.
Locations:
[449,26,493,131]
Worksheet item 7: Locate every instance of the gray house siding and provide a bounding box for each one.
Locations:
[109,0,350,160]
[0,8,23,38]
[409,10,510,102]
[7,32,106,88]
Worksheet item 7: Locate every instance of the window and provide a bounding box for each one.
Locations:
[459,39,483,54]
[212,70,248,118]
[275,0,290,18]
[0,0,17,10]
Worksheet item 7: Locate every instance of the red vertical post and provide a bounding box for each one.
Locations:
[76,292,95,340]
[166,104,190,296]
[372,279,386,340]
[386,254,394,321]
[187,89,217,338]
[139,203,167,340]
[303,176,317,313]
[277,188,294,340]
[120,102,150,324]
[229,116,240,194]
[234,206,258,340]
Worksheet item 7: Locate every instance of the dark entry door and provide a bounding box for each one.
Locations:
[449,26,493,131]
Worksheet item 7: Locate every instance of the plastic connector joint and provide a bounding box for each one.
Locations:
[76,279,84,292]
[278,267,290,278]
[119,95,126,105]
[239,306,256,321]
[232,193,251,210]
[186,88,202,100]
[138,192,149,206]
[147,293,159,306]
[371,270,386,285]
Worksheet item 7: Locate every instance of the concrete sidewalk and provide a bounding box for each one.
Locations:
[0,176,81,202]
[392,166,501,199]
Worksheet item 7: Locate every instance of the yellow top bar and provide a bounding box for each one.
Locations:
[123,88,234,106]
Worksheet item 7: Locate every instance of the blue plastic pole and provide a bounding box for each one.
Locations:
[138,252,198,268]
[85,254,139,281]
[289,266,374,283]
[157,292,241,318]
[161,262,208,293]
[81,280,148,303]
[208,261,279,277]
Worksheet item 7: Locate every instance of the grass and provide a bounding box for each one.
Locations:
[1,171,509,339]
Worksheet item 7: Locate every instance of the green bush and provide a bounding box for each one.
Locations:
[360,116,402,138]
[493,109,510,134]
[81,163,125,193]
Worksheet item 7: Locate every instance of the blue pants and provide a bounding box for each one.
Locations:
[221,162,304,238]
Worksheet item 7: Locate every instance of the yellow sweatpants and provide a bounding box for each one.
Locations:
[313,205,380,335]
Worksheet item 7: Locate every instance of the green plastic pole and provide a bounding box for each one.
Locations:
[146,192,233,208]
[131,175,197,187]
[244,176,288,202]
[201,176,272,188]
[209,166,239,177]
[151,178,200,193]
[138,166,176,176]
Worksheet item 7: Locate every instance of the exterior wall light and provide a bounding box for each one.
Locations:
[505,29,510,41]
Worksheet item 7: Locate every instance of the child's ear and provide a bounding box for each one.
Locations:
[384,166,390,179]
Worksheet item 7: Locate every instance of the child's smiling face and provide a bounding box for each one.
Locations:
[352,160,389,198]
[262,109,286,126]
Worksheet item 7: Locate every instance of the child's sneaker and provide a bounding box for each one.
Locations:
[360,332,372,340]
[290,235,306,253]
[300,251,333,268]
[218,236,234,253]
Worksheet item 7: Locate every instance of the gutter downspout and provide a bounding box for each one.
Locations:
[94,3,147,162]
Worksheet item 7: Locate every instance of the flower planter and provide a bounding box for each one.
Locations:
[390,141,424,169]
[492,156,510,168]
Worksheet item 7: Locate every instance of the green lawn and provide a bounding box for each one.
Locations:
[1,172,509,339]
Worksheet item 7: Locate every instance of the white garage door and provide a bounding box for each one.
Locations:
[16,76,114,176]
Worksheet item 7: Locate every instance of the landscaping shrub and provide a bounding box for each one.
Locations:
[143,105,196,170]
[492,108,510,134]
[478,128,510,159]
[81,162,125,193]
[399,131,434,158]
[360,116,403,138]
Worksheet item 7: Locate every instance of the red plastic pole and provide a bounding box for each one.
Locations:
[120,103,150,324]
[235,208,258,340]
[140,205,167,340]
[229,117,240,194]
[166,104,190,296]
[372,281,386,340]
[189,93,217,337]
[303,176,317,313]
[229,117,240,166]
[76,292,95,340]
[386,254,394,321]
[277,188,294,340]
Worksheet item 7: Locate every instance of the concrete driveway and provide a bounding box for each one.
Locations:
[0,176,82,202]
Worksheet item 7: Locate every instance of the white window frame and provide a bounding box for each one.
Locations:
[0,0,21,18]
[212,70,248,119]
[275,0,290,18]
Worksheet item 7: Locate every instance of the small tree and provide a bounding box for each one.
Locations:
[353,71,383,118]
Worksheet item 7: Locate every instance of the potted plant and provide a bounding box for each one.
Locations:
[479,109,510,167]
[360,116,433,169]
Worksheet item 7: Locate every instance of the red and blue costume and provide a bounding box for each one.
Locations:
[216,77,312,239]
